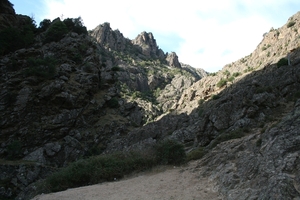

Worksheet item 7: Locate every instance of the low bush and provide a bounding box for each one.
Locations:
[42,139,188,193]
[244,66,254,73]
[107,97,119,108]
[223,70,230,76]
[287,21,296,28]
[43,19,68,43]
[63,17,88,35]
[217,79,227,88]
[24,57,57,79]
[228,76,235,82]
[277,58,288,67]
[45,152,156,192]
[211,94,220,100]
[187,147,206,161]
[0,17,36,55]
[155,140,186,165]
[38,19,51,32]
[232,72,241,77]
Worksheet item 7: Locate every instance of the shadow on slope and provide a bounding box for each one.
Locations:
[106,47,300,157]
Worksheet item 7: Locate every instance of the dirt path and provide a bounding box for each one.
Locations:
[32,161,223,200]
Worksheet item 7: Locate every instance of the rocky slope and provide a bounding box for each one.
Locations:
[0,3,206,199]
[0,1,300,199]
[90,11,300,200]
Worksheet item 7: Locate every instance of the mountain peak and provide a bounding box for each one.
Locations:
[90,22,127,51]
[132,31,165,59]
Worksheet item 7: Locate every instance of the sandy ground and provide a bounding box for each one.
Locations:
[32,161,223,200]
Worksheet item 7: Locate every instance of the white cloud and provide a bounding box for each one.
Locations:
[41,0,300,72]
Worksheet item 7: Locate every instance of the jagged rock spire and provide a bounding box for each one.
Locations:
[90,22,127,51]
[132,31,165,59]
[165,52,181,68]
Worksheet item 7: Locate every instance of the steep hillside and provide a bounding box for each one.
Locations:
[177,11,300,114]
[0,3,207,199]
[92,12,300,200]
[1,1,300,199]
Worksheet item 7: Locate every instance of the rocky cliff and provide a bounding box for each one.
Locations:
[0,3,207,199]
[0,1,300,199]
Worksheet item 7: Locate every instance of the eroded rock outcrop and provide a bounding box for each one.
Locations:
[90,22,128,51]
[0,0,17,31]
[165,52,181,68]
[198,99,300,199]
[132,31,165,59]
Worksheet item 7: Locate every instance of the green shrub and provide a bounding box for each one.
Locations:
[228,76,235,82]
[38,19,52,32]
[63,17,88,35]
[45,152,156,192]
[211,94,220,100]
[287,21,296,28]
[0,27,21,55]
[217,79,227,88]
[232,72,241,77]
[244,67,254,73]
[223,70,230,76]
[277,58,288,67]
[155,140,186,165]
[84,144,105,157]
[153,87,161,98]
[24,57,57,79]
[107,97,119,108]
[187,147,206,161]
[44,19,68,43]
[42,139,187,193]
[0,17,36,55]
[261,46,267,51]
[70,52,83,64]
[66,46,87,64]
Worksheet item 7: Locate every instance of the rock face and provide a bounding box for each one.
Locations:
[132,31,165,59]
[165,52,181,68]
[0,3,207,199]
[199,99,300,200]
[0,0,17,30]
[1,2,300,199]
[90,22,128,51]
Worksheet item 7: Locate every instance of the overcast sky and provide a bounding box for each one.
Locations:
[10,0,300,72]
